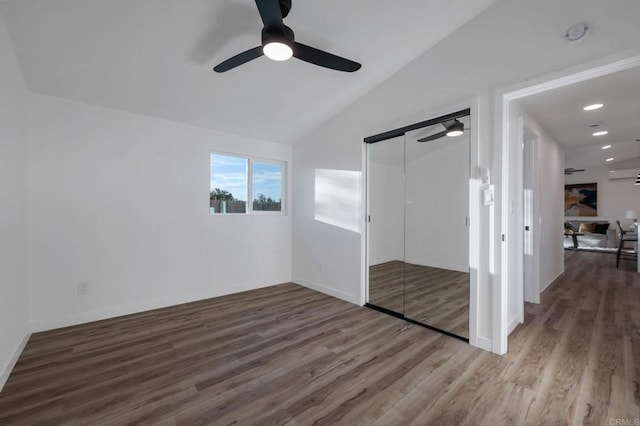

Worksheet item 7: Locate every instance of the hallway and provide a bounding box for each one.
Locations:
[505,249,640,423]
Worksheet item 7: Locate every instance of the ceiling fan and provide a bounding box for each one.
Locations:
[564,167,585,175]
[417,120,465,142]
[213,0,361,73]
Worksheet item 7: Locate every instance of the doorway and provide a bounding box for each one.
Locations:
[523,125,541,306]
[499,53,640,353]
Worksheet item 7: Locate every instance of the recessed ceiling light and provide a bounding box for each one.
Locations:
[601,145,612,150]
[584,103,604,111]
[606,158,615,162]
[593,130,609,136]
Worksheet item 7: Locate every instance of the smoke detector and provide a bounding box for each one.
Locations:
[565,22,590,42]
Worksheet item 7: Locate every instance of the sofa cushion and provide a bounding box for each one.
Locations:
[593,223,610,234]
[579,222,597,233]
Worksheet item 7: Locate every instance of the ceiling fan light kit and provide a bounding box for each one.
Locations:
[446,120,464,137]
[213,0,361,73]
[263,42,293,61]
[262,26,293,61]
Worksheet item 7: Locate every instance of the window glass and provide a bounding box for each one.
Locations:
[210,154,248,214]
[252,162,283,212]
[210,154,285,215]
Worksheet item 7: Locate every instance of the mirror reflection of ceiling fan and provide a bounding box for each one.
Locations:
[417,120,465,142]
[564,167,585,175]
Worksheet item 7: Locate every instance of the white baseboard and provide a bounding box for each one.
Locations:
[0,328,31,393]
[292,277,360,305]
[31,281,282,333]
[541,270,564,294]
[475,335,493,352]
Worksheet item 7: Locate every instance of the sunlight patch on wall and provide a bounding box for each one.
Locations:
[314,169,361,234]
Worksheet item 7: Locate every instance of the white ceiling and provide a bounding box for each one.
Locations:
[516,66,640,169]
[0,0,495,145]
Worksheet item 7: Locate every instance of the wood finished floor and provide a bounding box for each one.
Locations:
[1,250,639,425]
[369,261,469,338]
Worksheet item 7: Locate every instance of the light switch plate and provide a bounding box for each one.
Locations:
[483,187,494,206]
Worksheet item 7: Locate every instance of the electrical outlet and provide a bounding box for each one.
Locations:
[77,282,90,296]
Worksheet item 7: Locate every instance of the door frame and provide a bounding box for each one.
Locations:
[497,49,640,354]
[522,125,541,306]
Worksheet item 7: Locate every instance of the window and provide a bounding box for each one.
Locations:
[210,153,285,215]
[252,161,283,212]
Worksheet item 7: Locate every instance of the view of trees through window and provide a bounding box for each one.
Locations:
[252,161,282,212]
[210,154,284,214]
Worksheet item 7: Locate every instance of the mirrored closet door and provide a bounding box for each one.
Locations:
[366,111,470,340]
[367,135,405,314]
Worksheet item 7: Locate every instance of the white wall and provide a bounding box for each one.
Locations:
[0,15,30,390]
[405,135,470,272]
[25,94,292,331]
[523,115,565,294]
[368,133,470,273]
[368,161,404,265]
[565,157,640,225]
[292,0,640,351]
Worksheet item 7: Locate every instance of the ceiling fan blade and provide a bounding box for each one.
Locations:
[293,42,361,72]
[417,131,447,142]
[213,47,263,73]
[255,0,284,29]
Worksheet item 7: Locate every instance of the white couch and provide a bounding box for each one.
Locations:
[564,220,617,249]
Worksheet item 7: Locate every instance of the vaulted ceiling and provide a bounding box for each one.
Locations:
[0,0,495,144]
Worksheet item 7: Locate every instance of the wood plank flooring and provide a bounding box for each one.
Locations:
[1,250,639,424]
[369,261,469,338]
[368,261,405,313]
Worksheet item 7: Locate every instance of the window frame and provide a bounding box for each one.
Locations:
[210,151,287,216]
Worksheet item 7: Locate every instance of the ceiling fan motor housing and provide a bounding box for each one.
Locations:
[262,25,294,48]
[278,0,291,18]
